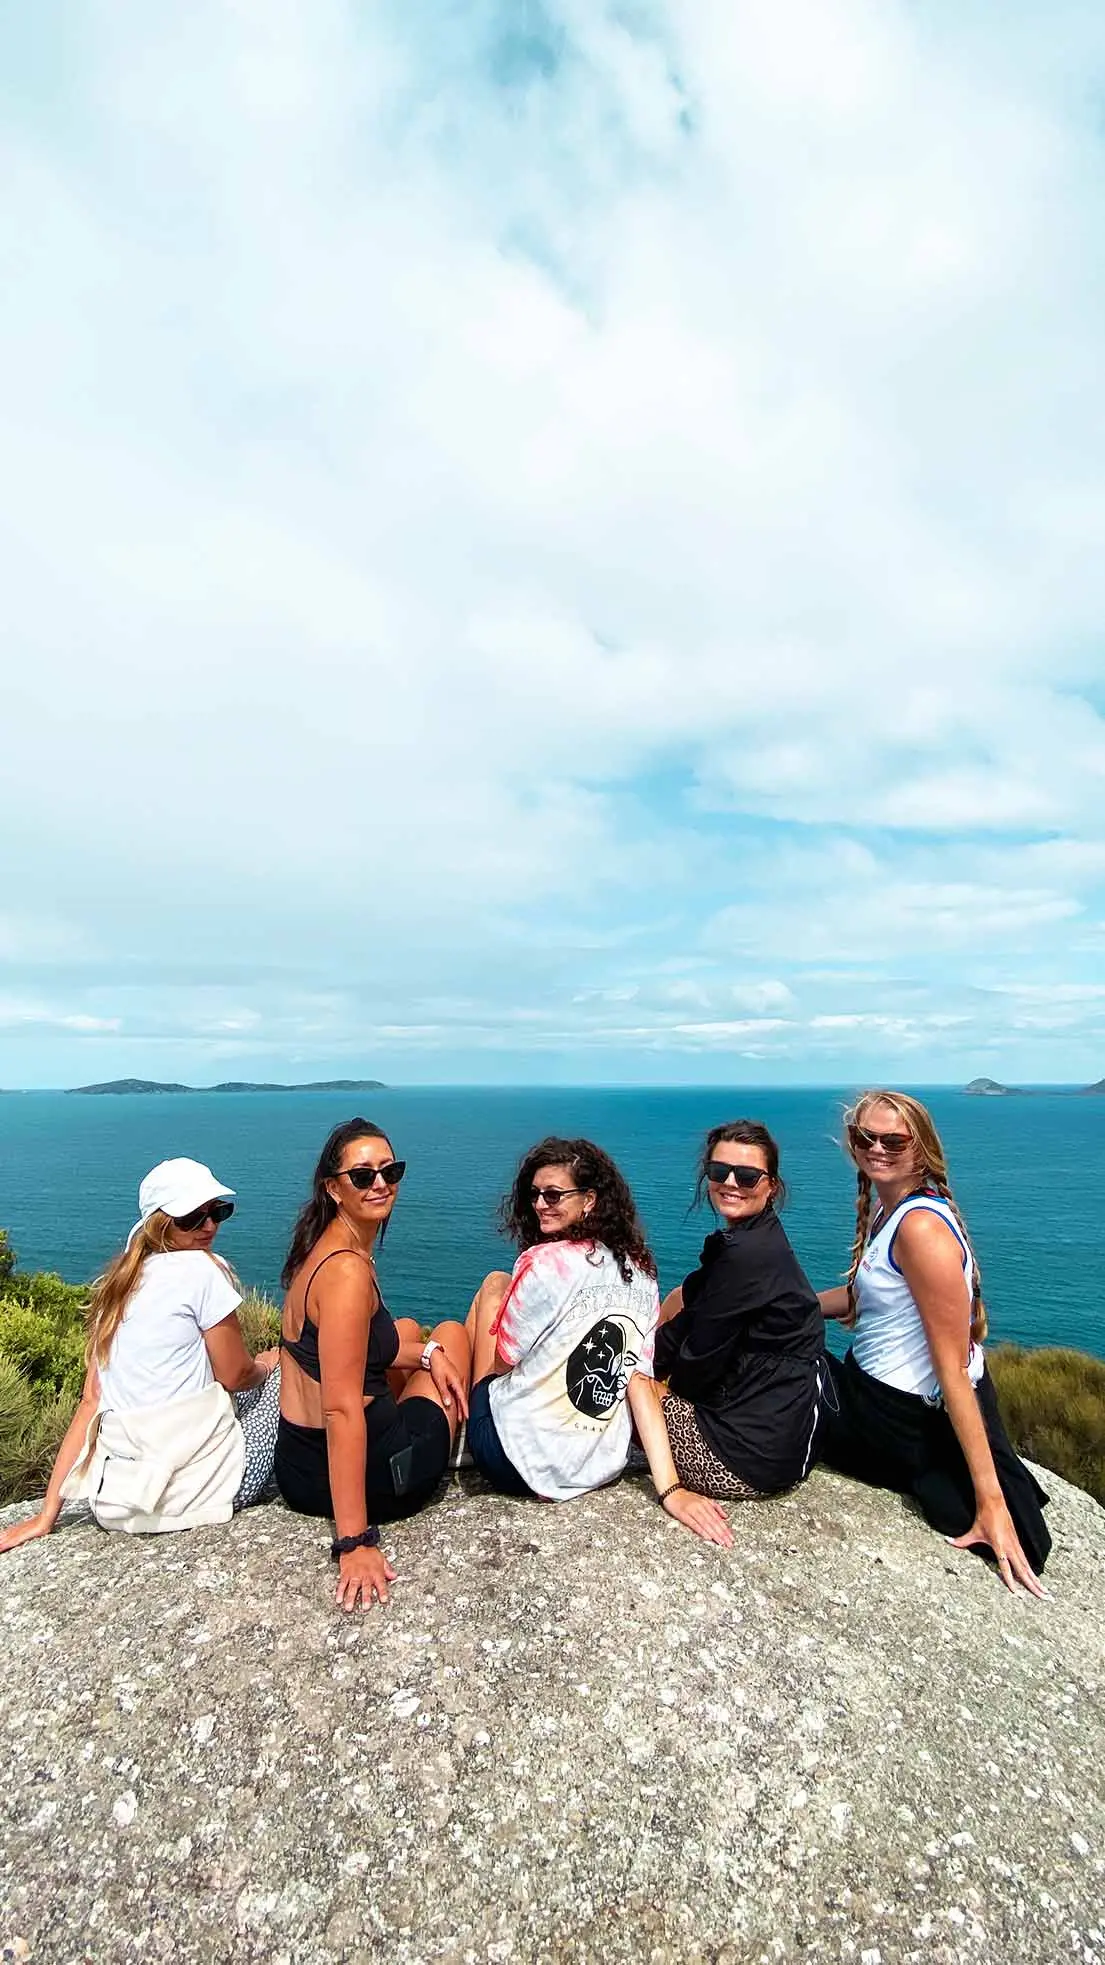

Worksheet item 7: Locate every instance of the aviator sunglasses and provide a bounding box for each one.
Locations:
[173,1199,236,1231]
[705,1161,769,1190]
[531,1185,584,1207]
[849,1125,913,1157]
[338,1160,407,1191]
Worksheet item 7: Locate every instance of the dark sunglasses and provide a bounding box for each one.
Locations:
[849,1126,913,1157]
[705,1162,769,1190]
[173,1199,235,1231]
[531,1186,584,1207]
[339,1161,406,1191]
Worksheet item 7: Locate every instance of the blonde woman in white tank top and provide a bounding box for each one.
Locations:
[816,1092,1050,1598]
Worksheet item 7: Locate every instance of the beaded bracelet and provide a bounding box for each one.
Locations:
[656,1482,683,1506]
[330,1526,382,1561]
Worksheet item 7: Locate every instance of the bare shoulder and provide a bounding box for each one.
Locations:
[308,1247,377,1317]
[894,1205,965,1270]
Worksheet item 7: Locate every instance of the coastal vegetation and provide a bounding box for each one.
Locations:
[986,1344,1105,1509]
[1,1229,1103,1511]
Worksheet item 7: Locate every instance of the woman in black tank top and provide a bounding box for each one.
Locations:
[274,1117,471,1611]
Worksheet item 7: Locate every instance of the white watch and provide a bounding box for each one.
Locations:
[420,1339,442,1371]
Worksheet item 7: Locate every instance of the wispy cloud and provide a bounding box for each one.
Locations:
[1,1,1103,1085]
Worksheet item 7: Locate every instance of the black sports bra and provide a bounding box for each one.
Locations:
[281,1249,400,1398]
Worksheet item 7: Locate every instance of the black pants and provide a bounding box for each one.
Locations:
[275,1393,450,1523]
[816,1351,1051,1574]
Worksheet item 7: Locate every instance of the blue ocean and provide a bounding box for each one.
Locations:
[0,1087,1101,1360]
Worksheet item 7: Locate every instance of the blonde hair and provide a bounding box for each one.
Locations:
[843,1089,988,1344]
[86,1214,240,1367]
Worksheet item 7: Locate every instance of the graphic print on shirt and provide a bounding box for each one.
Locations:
[565,1316,641,1420]
[488,1247,659,1500]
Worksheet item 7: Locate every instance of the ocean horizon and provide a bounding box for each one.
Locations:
[1,1084,1101,1361]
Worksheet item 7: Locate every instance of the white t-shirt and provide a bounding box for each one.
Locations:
[98,1251,242,1412]
[489,1240,659,1501]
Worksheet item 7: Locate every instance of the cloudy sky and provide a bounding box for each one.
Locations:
[2,0,1104,1089]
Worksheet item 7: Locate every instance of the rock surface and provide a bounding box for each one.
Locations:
[1,1465,1103,1964]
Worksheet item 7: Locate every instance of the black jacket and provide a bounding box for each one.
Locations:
[655,1205,825,1491]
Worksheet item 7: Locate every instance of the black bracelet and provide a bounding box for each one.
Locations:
[330,1526,381,1561]
[657,1482,683,1506]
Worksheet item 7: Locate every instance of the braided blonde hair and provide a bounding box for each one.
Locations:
[843,1089,987,1343]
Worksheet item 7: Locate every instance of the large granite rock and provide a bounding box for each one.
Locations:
[1,1464,1102,1964]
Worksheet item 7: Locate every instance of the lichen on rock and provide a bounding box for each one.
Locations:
[1,1465,1103,1963]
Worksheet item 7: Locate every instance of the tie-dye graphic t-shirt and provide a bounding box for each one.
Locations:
[489,1240,659,1501]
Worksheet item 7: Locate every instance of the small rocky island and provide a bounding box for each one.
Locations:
[66,1077,386,1095]
[964,1076,1104,1097]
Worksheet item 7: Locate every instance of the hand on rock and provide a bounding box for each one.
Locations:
[662,1488,734,1547]
[948,1500,1050,1599]
[335,1544,398,1611]
[0,1512,53,1555]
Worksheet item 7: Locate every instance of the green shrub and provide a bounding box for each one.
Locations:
[8,1392,73,1503]
[0,1301,58,1384]
[0,1355,54,1505]
[3,1266,89,1319]
[0,1355,76,1507]
[988,1344,1105,1507]
[0,1262,90,1409]
[0,1353,34,1452]
[237,1291,282,1353]
[0,1299,86,1399]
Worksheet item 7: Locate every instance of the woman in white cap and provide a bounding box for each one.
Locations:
[0,1158,281,1551]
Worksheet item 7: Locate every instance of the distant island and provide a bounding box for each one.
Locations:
[964,1076,1105,1097]
[66,1078,386,1096]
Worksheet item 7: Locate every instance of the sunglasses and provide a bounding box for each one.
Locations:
[173,1199,235,1231]
[849,1126,913,1157]
[705,1162,769,1190]
[338,1161,406,1191]
[531,1186,584,1207]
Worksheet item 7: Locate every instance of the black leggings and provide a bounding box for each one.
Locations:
[816,1351,1051,1574]
[275,1392,450,1523]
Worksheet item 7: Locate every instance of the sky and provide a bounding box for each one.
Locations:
[2,0,1104,1090]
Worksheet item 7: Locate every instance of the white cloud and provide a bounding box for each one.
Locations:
[987,983,1105,1003]
[0,999,120,1035]
[1,2,1104,1082]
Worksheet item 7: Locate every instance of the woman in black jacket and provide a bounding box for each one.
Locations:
[653,1120,826,1499]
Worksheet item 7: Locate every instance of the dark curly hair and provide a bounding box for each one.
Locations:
[692,1119,787,1212]
[499,1136,656,1284]
[281,1116,394,1290]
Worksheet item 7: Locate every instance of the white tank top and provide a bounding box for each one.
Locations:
[852,1193,983,1401]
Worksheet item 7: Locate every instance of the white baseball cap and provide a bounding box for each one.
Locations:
[127,1158,236,1246]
